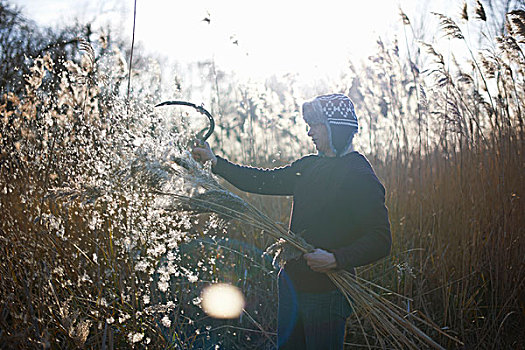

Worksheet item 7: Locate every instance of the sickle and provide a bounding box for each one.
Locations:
[155,100,215,143]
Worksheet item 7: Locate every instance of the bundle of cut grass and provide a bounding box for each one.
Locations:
[155,153,462,350]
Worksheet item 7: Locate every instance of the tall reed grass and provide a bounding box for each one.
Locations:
[0,5,523,349]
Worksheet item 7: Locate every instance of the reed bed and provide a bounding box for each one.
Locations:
[0,2,524,348]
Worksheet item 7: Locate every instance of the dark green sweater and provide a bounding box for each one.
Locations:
[212,152,391,292]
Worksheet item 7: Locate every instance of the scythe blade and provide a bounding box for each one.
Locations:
[155,100,215,144]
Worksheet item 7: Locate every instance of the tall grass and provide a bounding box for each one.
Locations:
[0,6,524,350]
[339,8,525,348]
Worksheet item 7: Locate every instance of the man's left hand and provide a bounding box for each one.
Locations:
[303,248,337,273]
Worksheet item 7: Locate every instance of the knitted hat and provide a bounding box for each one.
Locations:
[302,94,358,156]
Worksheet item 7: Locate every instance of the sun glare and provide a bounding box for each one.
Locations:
[13,0,428,82]
[201,283,245,319]
[132,0,402,81]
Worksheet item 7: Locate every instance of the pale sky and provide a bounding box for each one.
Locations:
[13,0,460,82]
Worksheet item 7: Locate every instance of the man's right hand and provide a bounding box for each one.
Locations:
[191,141,217,166]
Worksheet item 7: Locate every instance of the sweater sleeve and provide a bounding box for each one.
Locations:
[211,155,311,195]
[332,177,392,269]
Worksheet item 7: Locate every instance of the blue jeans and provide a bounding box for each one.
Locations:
[277,270,352,350]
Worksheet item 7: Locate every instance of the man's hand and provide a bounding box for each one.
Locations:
[303,248,337,273]
[191,141,217,166]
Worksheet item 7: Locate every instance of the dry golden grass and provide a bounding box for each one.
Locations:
[0,6,524,350]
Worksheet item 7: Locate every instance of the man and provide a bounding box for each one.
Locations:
[192,93,391,349]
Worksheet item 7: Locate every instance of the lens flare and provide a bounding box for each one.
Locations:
[201,283,245,319]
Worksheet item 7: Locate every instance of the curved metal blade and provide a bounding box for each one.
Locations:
[155,100,215,143]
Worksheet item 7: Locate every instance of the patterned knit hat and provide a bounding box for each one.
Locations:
[302,93,358,129]
[302,93,358,156]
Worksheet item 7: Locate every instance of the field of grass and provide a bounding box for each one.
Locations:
[0,4,524,349]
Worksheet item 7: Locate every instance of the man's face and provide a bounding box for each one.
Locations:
[307,123,333,155]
